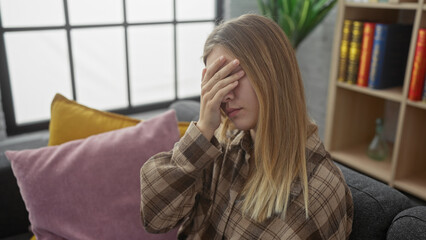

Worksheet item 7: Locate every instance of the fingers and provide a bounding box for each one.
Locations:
[208,69,244,98]
[210,80,239,107]
[201,68,207,80]
[201,68,244,104]
[203,57,241,88]
[202,59,243,97]
[202,56,225,84]
[198,56,243,136]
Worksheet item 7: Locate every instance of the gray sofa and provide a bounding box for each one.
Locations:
[1,100,425,240]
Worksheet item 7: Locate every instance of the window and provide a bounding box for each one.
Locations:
[0,0,222,135]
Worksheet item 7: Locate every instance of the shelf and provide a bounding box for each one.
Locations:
[394,176,426,200]
[346,2,419,10]
[327,0,426,201]
[337,82,403,102]
[407,99,426,110]
[331,143,393,183]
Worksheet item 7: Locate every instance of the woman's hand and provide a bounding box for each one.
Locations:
[196,56,245,141]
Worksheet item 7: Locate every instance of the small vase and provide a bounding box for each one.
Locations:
[367,118,389,161]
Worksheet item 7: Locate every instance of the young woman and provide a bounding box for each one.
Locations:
[140,14,353,239]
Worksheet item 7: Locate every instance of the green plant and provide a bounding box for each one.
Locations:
[258,0,337,49]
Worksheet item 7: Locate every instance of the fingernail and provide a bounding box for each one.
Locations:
[219,56,224,61]
[233,59,239,65]
[238,70,245,76]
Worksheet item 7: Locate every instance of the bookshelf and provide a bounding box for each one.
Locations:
[326,0,426,201]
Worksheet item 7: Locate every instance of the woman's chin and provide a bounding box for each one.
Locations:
[230,121,256,131]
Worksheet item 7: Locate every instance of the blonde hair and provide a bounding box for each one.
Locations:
[203,14,309,222]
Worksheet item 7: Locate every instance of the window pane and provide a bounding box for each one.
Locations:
[128,25,174,105]
[176,0,215,21]
[71,27,127,110]
[68,0,123,25]
[4,30,72,124]
[126,0,173,23]
[0,0,64,27]
[177,22,214,98]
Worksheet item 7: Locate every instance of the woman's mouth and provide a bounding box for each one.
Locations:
[226,108,241,118]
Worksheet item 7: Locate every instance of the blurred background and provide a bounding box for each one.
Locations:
[0,0,338,141]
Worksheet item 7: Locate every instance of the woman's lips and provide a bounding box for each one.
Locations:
[227,108,241,118]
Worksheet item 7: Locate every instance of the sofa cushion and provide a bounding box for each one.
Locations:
[48,93,140,146]
[335,163,411,240]
[48,93,189,146]
[387,206,426,240]
[5,110,180,240]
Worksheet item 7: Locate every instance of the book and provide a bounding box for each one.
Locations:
[338,20,353,82]
[408,29,426,101]
[357,22,376,87]
[346,21,364,84]
[423,76,426,102]
[368,23,412,89]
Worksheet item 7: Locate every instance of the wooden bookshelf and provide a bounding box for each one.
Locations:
[407,99,426,109]
[346,2,419,10]
[326,0,426,201]
[331,143,393,182]
[337,82,404,102]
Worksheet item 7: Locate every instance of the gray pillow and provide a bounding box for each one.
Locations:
[387,206,426,240]
[169,100,200,122]
[336,163,411,240]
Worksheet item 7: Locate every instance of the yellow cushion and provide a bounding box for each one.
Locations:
[177,121,190,138]
[48,93,189,146]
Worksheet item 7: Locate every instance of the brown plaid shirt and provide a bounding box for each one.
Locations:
[141,122,353,239]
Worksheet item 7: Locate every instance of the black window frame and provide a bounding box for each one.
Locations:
[0,0,223,136]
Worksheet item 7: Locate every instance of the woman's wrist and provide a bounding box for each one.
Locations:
[195,122,214,141]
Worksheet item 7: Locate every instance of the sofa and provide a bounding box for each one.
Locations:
[1,99,425,240]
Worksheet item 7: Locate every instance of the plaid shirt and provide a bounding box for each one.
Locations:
[141,122,353,239]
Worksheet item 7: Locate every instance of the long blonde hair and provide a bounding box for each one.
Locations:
[203,14,310,222]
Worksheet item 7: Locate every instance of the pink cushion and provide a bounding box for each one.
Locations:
[6,110,180,240]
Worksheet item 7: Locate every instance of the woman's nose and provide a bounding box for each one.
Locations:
[222,90,234,103]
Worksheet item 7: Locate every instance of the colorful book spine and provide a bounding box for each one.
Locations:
[423,76,426,102]
[368,24,387,88]
[338,20,353,82]
[346,21,364,84]
[357,23,376,87]
[408,29,426,101]
[368,24,412,89]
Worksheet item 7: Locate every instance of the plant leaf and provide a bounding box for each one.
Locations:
[298,1,336,46]
[280,0,290,16]
[283,14,296,36]
[297,0,310,29]
[256,0,337,49]
[278,8,291,37]
[257,0,266,15]
[313,0,333,13]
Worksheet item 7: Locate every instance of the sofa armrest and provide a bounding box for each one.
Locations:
[387,206,426,240]
[335,162,412,240]
[169,100,200,122]
[0,152,31,238]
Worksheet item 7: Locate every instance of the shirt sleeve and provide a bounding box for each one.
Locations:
[140,122,222,233]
